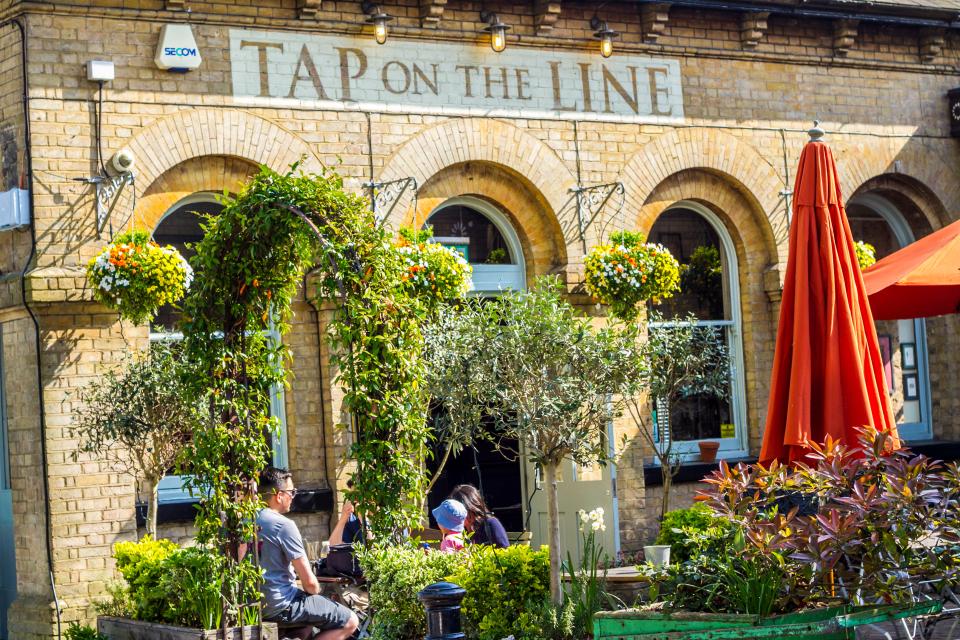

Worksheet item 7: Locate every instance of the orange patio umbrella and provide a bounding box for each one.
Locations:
[862,218,960,320]
[760,124,898,464]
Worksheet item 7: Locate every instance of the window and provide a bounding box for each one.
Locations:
[151,194,289,504]
[424,197,526,293]
[648,203,749,459]
[848,194,931,441]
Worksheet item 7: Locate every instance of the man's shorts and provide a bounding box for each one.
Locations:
[273,590,354,631]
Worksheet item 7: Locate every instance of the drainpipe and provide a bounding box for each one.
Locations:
[2,15,63,640]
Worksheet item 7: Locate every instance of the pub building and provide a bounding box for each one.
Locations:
[1,0,960,636]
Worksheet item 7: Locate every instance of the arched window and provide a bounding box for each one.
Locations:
[648,202,749,459]
[150,193,288,504]
[424,196,526,292]
[848,193,931,441]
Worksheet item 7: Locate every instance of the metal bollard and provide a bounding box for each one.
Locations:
[417,581,466,640]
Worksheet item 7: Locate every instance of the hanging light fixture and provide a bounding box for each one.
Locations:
[590,16,618,58]
[480,11,510,53]
[361,1,393,45]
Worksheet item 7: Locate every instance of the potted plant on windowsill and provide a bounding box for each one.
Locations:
[697,440,720,463]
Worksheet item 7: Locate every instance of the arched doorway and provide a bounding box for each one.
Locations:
[150,193,290,506]
[648,201,750,459]
[848,193,932,441]
[422,197,528,534]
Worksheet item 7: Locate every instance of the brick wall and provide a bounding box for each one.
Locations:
[2,1,960,634]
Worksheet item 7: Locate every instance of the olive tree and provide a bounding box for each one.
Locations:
[74,343,200,537]
[427,277,642,603]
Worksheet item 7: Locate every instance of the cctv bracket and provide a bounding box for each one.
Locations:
[95,172,134,237]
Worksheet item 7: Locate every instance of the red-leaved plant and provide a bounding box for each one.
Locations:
[700,428,960,607]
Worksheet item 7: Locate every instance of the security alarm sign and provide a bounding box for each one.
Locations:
[155,24,202,72]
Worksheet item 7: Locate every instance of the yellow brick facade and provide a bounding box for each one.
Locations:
[0,0,959,636]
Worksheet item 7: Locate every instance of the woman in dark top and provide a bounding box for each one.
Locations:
[449,484,509,548]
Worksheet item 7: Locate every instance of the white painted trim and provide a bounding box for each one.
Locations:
[848,193,933,441]
[650,201,750,460]
[153,191,221,230]
[427,196,527,293]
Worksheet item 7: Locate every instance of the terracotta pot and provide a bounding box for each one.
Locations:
[698,440,720,462]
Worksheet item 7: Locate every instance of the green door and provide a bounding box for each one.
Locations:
[0,328,16,639]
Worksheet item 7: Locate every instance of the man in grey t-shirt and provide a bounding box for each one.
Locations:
[257,467,358,639]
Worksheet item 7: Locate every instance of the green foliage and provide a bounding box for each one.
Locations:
[87,229,193,325]
[64,623,108,640]
[527,598,576,640]
[357,544,468,640]
[484,248,509,264]
[107,537,234,629]
[679,245,723,316]
[855,240,877,269]
[112,536,179,622]
[74,343,200,537]
[450,545,552,640]
[655,503,733,563]
[584,231,681,321]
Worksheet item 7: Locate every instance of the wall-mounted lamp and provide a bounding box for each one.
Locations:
[361,0,393,45]
[590,16,618,58]
[480,11,510,53]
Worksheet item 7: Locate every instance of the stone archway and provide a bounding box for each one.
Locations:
[378,118,578,262]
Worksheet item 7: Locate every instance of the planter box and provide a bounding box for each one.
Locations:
[98,616,278,640]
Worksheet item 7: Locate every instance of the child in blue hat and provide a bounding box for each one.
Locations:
[432,499,467,553]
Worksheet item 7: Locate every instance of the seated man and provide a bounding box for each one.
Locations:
[258,467,359,640]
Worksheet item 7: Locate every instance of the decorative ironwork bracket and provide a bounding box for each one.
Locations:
[570,181,624,252]
[365,177,417,225]
[96,172,135,236]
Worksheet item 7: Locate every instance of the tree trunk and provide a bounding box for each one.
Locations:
[146,476,159,539]
[660,463,672,524]
[544,460,563,605]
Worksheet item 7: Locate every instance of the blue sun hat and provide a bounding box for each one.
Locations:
[432,499,467,533]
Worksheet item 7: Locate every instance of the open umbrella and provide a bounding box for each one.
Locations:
[862,218,960,320]
[760,124,898,464]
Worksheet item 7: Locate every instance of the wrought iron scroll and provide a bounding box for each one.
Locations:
[570,181,625,253]
[95,172,135,237]
[365,177,418,226]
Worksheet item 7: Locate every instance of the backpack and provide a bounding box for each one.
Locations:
[321,543,362,578]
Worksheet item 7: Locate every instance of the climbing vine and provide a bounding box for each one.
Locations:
[179,165,462,625]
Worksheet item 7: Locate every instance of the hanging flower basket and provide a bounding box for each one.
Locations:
[87,230,193,325]
[584,230,681,321]
[854,240,877,270]
[395,227,472,303]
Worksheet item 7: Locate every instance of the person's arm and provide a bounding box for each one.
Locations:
[292,556,321,595]
[328,500,355,546]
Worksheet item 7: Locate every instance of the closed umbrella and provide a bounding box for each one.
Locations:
[862,218,960,320]
[760,124,898,464]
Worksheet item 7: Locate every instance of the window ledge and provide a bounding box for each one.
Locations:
[139,487,335,527]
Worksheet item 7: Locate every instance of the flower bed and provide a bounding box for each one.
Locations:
[87,230,193,324]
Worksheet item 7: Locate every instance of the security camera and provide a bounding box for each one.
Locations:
[107,149,135,176]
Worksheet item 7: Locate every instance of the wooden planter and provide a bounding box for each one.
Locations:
[98,616,278,640]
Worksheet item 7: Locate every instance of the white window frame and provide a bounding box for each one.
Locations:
[151,193,290,504]
[649,201,750,461]
[849,193,932,441]
[426,196,526,294]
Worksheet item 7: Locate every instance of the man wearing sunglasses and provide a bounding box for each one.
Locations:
[258,467,359,640]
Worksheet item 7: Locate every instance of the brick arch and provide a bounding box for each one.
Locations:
[134,156,260,232]
[637,168,778,450]
[378,118,577,241]
[404,161,568,282]
[835,138,959,229]
[619,128,784,263]
[125,108,322,198]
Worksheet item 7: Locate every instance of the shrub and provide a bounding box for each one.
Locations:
[358,544,468,640]
[584,230,681,321]
[64,623,107,640]
[450,545,551,640]
[87,229,193,324]
[112,536,179,622]
[654,503,734,563]
[161,546,225,629]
